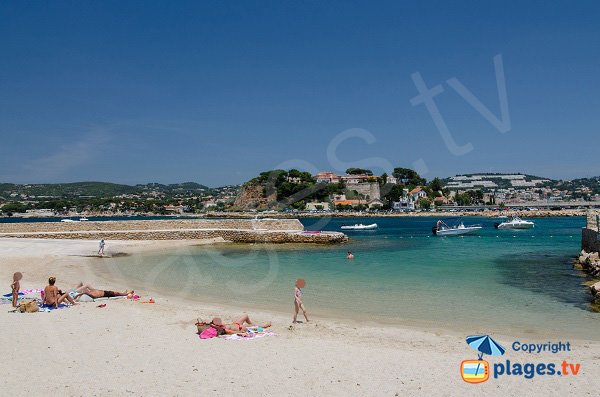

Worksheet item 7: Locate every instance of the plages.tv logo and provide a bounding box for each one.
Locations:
[460,335,505,384]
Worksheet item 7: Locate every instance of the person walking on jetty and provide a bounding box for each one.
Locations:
[98,239,105,256]
[293,278,309,323]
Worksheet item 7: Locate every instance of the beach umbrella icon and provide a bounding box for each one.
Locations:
[466,335,505,377]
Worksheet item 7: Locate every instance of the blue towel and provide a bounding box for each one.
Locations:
[42,303,68,310]
[3,292,25,297]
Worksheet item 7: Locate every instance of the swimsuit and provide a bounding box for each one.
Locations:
[103,290,116,298]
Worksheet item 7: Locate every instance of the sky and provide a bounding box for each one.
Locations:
[1,1,599,186]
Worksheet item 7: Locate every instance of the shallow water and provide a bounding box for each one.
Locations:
[107,216,599,339]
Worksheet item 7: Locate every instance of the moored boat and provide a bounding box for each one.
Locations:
[432,219,482,236]
[341,223,378,230]
[494,216,535,229]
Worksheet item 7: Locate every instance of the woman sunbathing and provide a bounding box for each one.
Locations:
[43,277,77,308]
[197,315,271,335]
[74,284,131,300]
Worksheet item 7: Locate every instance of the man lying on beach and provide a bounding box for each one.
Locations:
[73,283,131,300]
[197,315,271,335]
[43,277,77,308]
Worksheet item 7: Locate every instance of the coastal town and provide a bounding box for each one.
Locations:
[1,171,599,218]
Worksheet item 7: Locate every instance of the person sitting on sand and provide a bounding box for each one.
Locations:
[43,277,77,308]
[197,315,271,335]
[74,284,131,300]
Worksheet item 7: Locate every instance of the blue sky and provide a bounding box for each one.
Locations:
[1,1,599,186]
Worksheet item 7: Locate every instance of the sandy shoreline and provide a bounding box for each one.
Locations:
[1,238,599,396]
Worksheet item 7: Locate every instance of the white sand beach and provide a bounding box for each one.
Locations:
[1,238,599,396]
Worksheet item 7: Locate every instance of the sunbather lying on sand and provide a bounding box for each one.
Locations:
[73,283,132,300]
[196,315,271,335]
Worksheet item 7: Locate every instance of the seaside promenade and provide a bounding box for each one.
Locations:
[0,218,347,244]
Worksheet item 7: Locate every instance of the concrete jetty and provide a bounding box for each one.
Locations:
[0,219,348,244]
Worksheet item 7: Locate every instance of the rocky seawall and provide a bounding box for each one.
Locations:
[574,251,600,308]
[0,219,348,244]
[576,211,600,308]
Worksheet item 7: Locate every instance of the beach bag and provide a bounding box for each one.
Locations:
[19,299,39,313]
[196,323,209,334]
[200,327,218,339]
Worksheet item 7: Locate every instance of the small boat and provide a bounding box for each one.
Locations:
[60,219,77,222]
[494,216,535,229]
[341,223,378,230]
[432,219,482,236]
[79,217,89,221]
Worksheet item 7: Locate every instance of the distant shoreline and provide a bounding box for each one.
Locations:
[1,208,589,221]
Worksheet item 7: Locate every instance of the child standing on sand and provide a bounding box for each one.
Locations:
[11,272,22,308]
[293,278,309,323]
[98,239,105,256]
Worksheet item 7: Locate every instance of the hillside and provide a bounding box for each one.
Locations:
[0,181,211,199]
[442,173,556,190]
[234,169,328,209]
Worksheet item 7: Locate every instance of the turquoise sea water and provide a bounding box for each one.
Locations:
[108,216,599,338]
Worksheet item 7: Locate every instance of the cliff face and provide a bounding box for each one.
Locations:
[233,184,277,209]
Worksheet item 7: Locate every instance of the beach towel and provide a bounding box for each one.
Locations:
[76,294,126,303]
[223,331,276,341]
[40,303,69,311]
[3,292,25,297]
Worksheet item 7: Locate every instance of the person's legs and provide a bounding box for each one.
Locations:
[293,302,299,323]
[75,283,94,293]
[58,293,77,305]
[299,303,309,322]
[234,314,252,326]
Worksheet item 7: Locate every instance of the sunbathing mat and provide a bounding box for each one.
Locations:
[222,331,276,341]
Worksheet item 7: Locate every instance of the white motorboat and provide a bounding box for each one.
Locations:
[495,216,535,229]
[341,223,378,230]
[432,220,482,236]
[60,219,77,222]
[79,217,89,221]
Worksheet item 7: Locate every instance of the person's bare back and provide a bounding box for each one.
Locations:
[43,285,60,306]
[43,277,76,308]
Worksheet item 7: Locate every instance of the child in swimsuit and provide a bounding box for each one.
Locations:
[293,278,309,323]
[11,272,22,308]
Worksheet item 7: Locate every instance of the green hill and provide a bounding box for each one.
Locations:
[0,181,211,199]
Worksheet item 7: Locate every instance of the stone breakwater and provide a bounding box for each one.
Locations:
[575,212,600,307]
[574,251,600,307]
[0,219,348,244]
[582,211,600,253]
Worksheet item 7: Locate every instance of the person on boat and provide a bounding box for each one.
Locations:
[43,277,77,308]
[197,315,272,335]
[346,251,354,259]
[293,278,310,323]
